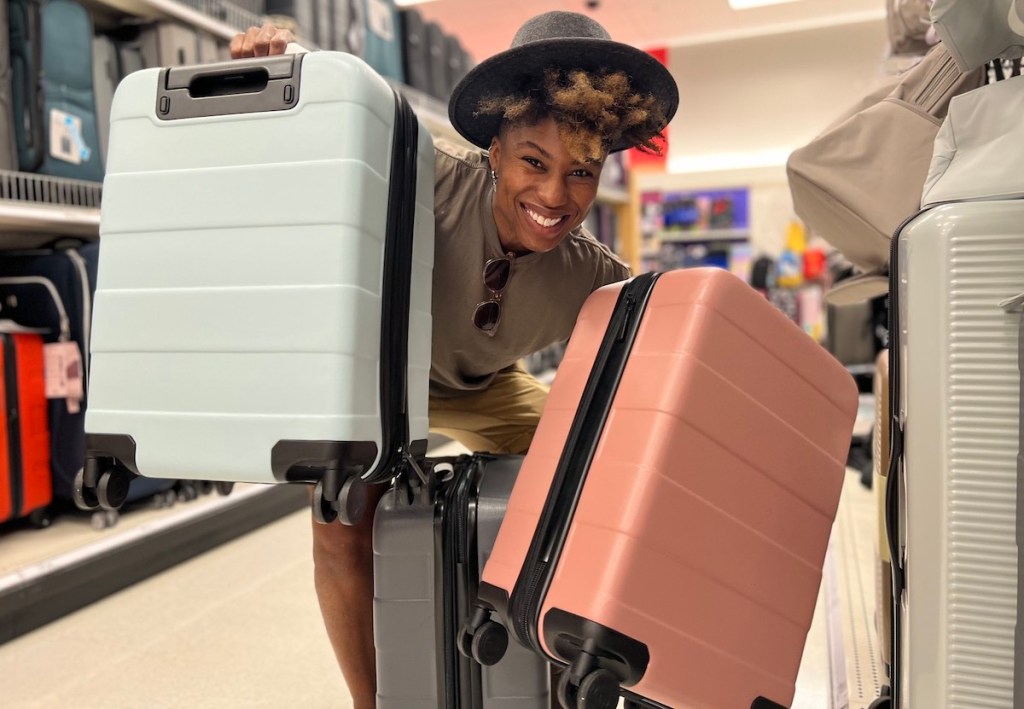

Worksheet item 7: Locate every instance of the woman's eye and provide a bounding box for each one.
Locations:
[523,157,542,168]
[572,169,593,178]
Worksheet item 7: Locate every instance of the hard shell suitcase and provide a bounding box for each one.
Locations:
[0,243,98,502]
[883,76,1024,708]
[9,0,44,172]
[0,0,20,171]
[264,0,315,46]
[400,8,430,95]
[363,0,403,82]
[373,454,550,709]
[1011,292,1024,701]
[463,268,859,709]
[83,52,435,519]
[426,22,447,100]
[92,34,119,169]
[138,21,202,68]
[38,0,103,182]
[0,331,51,527]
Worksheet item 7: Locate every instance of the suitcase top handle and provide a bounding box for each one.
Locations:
[157,55,302,121]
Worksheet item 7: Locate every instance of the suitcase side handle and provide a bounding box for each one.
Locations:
[156,55,303,121]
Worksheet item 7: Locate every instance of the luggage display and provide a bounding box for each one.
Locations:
[462,268,859,708]
[264,0,315,46]
[92,34,119,168]
[444,34,468,98]
[363,0,403,82]
[426,22,447,100]
[82,52,435,522]
[138,21,202,68]
[0,331,51,528]
[0,243,98,502]
[9,0,44,172]
[400,9,430,95]
[0,0,20,171]
[374,454,550,709]
[38,0,103,183]
[883,73,1024,709]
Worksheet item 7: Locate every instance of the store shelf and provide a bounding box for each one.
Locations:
[655,228,750,243]
[91,0,264,40]
[0,171,102,240]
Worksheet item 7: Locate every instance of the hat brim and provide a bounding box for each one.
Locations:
[448,38,679,154]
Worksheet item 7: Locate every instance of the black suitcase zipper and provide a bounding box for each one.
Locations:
[3,335,24,519]
[507,273,659,655]
[372,90,419,482]
[439,456,483,709]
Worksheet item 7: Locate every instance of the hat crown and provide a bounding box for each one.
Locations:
[510,11,611,48]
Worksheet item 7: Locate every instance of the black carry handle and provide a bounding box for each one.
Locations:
[156,55,302,121]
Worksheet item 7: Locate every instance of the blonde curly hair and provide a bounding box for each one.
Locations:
[475,67,667,164]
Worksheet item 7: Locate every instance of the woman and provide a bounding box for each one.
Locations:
[231,11,677,707]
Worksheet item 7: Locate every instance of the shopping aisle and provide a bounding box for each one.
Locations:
[0,467,880,708]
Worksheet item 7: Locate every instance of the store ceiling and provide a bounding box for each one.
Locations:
[410,0,886,62]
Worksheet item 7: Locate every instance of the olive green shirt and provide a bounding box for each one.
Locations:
[430,139,630,399]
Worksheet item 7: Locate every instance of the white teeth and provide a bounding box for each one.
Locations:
[526,208,563,228]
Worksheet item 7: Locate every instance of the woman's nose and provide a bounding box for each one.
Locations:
[537,173,569,207]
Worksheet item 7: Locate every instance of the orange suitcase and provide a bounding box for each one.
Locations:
[461,269,858,709]
[0,332,52,527]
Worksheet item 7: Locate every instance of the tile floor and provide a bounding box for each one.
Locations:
[0,442,883,708]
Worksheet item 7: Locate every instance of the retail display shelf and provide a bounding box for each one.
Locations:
[0,172,102,240]
[92,0,264,41]
[654,228,750,243]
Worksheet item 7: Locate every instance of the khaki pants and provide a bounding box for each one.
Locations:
[428,363,549,455]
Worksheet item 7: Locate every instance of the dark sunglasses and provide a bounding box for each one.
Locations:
[473,253,515,336]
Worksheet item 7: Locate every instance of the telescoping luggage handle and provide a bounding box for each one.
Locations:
[156,54,303,121]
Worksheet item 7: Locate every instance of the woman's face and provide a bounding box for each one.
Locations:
[488,117,604,255]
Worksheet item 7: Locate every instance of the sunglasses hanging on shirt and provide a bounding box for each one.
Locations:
[473,252,515,336]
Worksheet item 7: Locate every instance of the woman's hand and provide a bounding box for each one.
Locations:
[229,23,295,58]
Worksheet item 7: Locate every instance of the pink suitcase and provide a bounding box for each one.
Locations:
[460,269,858,709]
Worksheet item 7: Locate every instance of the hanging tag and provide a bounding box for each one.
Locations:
[44,341,84,404]
[49,109,91,165]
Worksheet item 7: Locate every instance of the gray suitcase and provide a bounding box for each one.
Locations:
[139,21,202,67]
[0,0,19,171]
[373,454,550,709]
[92,34,118,168]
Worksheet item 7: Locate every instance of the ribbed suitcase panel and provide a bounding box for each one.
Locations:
[902,203,1024,708]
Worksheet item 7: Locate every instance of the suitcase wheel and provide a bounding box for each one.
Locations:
[460,607,509,665]
[215,481,235,497]
[867,698,891,709]
[28,508,52,529]
[469,621,508,666]
[312,476,368,526]
[90,509,119,531]
[73,467,100,511]
[96,468,133,511]
[177,482,200,503]
[558,665,620,709]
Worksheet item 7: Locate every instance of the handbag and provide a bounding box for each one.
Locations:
[931,0,1024,72]
[786,42,985,303]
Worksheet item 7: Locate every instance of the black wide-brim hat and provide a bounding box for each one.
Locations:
[449,11,679,154]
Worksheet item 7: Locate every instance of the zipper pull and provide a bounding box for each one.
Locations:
[616,291,636,342]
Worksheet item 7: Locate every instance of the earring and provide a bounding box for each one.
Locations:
[490,169,498,189]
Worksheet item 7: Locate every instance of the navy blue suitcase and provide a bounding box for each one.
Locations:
[0,244,97,500]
